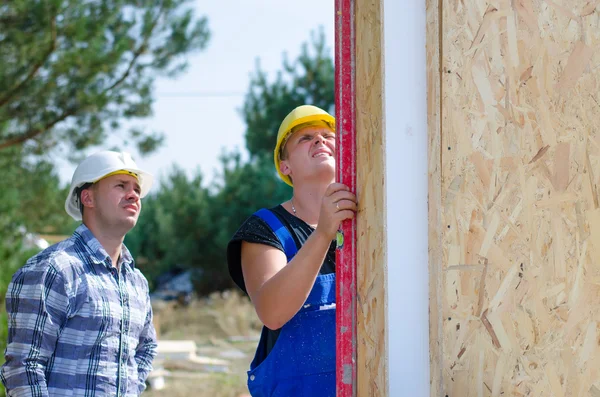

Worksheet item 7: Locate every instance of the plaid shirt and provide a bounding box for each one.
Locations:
[1,224,157,397]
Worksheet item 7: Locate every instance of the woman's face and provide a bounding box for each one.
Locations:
[280,126,335,184]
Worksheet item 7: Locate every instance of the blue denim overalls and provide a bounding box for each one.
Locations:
[247,209,336,397]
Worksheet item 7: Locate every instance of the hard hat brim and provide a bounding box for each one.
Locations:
[64,167,154,221]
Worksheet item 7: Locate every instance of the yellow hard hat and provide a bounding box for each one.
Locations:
[274,105,335,186]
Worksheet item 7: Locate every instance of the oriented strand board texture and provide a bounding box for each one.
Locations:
[439,0,600,396]
[356,0,387,395]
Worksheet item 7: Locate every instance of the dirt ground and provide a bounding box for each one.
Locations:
[144,290,261,397]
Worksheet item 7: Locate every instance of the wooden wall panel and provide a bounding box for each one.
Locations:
[432,0,600,395]
[356,0,387,395]
[427,0,444,394]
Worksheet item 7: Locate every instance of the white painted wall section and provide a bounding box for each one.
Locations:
[383,1,430,395]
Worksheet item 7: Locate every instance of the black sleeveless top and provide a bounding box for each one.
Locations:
[226,205,336,360]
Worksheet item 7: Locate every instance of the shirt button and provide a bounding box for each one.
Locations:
[250,375,255,381]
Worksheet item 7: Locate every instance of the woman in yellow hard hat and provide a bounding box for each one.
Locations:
[227,105,357,396]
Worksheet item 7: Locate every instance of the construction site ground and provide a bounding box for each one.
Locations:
[145,290,260,397]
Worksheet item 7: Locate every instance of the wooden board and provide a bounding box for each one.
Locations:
[356,0,387,396]
[430,0,600,395]
[427,0,444,394]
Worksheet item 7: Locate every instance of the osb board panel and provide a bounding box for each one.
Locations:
[427,0,444,395]
[356,0,387,395]
[439,0,600,396]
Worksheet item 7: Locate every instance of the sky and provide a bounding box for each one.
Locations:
[55,0,335,192]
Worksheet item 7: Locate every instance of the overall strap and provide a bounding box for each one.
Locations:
[254,208,298,262]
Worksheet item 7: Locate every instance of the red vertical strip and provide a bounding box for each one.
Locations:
[335,0,357,395]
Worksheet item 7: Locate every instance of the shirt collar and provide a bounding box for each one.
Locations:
[74,224,136,271]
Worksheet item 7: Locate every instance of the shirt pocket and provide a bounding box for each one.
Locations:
[83,291,116,330]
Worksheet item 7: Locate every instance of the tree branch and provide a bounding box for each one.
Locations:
[0,4,166,151]
[0,109,76,150]
[105,7,164,92]
[0,16,57,108]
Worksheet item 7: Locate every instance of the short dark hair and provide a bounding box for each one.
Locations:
[75,182,94,216]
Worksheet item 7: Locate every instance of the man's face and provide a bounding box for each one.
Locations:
[280,126,336,183]
[85,174,142,233]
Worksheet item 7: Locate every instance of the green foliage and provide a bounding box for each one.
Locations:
[125,165,212,290]
[0,148,64,397]
[0,148,75,234]
[0,0,210,155]
[242,28,334,159]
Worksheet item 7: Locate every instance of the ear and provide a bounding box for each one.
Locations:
[279,160,292,176]
[80,188,95,209]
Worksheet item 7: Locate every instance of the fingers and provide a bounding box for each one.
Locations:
[323,184,357,209]
[337,209,356,221]
[332,198,357,223]
[317,183,358,239]
[329,190,357,205]
[324,182,350,196]
[334,198,358,212]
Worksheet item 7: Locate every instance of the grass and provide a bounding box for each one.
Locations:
[144,290,261,397]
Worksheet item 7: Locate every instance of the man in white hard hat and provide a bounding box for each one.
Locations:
[1,151,158,397]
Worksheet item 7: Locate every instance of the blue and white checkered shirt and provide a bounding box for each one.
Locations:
[1,224,157,397]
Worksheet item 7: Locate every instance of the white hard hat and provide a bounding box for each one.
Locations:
[65,150,154,221]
